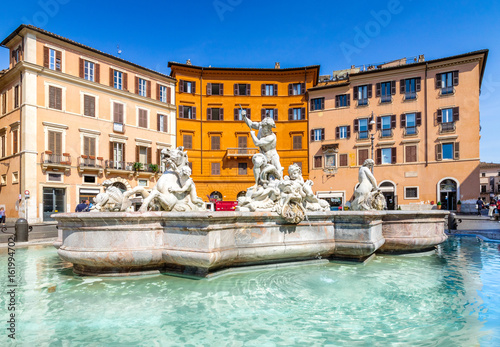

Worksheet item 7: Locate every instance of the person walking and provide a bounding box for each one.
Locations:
[476,197,484,216]
[0,207,5,226]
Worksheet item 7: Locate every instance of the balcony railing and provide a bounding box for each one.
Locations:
[357,99,368,106]
[440,86,454,95]
[404,92,417,100]
[440,122,456,133]
[404,126,419,136]
[357,131,369,140]
[380,95,392,103]
[41,152,71,172]
[105,160,133,171]
[226,147,259,158]
[380,128,393,138]
[78,156,103,173]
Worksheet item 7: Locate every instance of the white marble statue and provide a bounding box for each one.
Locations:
[351,159,387,211]
[91,180,131,212]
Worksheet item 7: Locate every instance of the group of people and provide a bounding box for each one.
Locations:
[476,196,500,217]
[75,199,93,212]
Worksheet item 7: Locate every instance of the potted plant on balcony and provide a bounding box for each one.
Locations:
[149,164,159,173]
[437,201,442,210]
[133,162,143,172]
[456,200,462,213]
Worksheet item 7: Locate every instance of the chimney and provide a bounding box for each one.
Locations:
[186,59,192,65]
[274,62,280,69]
[418,54,425,62]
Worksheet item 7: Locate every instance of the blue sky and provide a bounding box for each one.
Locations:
[1,0,498,162]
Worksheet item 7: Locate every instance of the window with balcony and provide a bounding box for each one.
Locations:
[336,125,350,139]
[437,107,458,132]
[207,83,223,96]
[354,84,371,106]
[310,97,324,111]
[310,128,325,142]
[47,130,62,161]
[178,105,196,119]
[354,118,371,140]
[378,115,394,138]
[136,146,151,167]
[111,142,125,169]
[262,84,277,96]
[234,83,250,96]
[377,81,394,103]
[400,77,421,100]
[289,108,305,120]
[207,108,224,120]
[335,94,350,108]
[289,83,305,95]
[436,71,458,95]
[401,112,421,135]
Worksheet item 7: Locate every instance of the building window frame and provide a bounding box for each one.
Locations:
[45,82,66,111]
[404,186,419,200]
[138,78,147,97]
[311,97,325,111]
[84,60,95,82]
[114,70,123,90]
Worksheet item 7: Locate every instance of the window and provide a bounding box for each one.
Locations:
[356,118,369,139]
[180,80,195,94]
[157,114,168,132]
[83,95,95,117]
[49,86,62,110]
[12,172,18,184]
[211,136,220,150]
[238,136,247,152]
[289,108,305,120]
[46,48,61,71]
[0,174,5,185]
[14,85,19,109]
[442,108,453,123]
[1,135,5,157]
[138,78,147,97]
[159,85,170,102]
[293,135,302,150]
[289,83,305,95]
[339,154,348,167]
[313,155,323,168]
[481,185,487,193]
[402,113,421,135]
[375,147,396,165]
[234,108,251,120]
[179,106,196,119]
[238,162,247,175]
[405,187,419,199]
[183,134,192,149]
[405,145,417,163]
[438,108,458,132]
[234,84,250,96]
[138,108,148,128]
[481,172,486,177]
[262,84,277,96]
[1,93,6,114]
[48,173,63,182]
[137,146,149,165]
[114,70,123,90]
[48,130,62,157]
[311,128,325,142]
[311,97,324,111]
[207,83,223,96]
[335,94,350,108]
[12,129,18,155]
[111,142,125,169]
[211,162,221,175]
[138,179,148,187]
[436,142,459,161]
[207,108,224,120]
[379,115,393,138]
[84,61,94,81]
[336,126,350,139]
[113,102,124,133]
[401,77,421,100]
[261,108,278,121]
[378,81,394,103]
[354,84,371,106]
[381,148,393,164]
[436,71,458,95]
[83,136,96,157]
[325,154,336,168]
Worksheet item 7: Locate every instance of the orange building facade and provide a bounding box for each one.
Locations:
[0,25,177,222]
[168,62,319,201]
[308,50,488,211]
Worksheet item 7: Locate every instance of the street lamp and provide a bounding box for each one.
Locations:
[369,112,376,172]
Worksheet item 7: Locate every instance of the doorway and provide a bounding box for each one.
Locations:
[379,181,396,210]
[43,187,65,221]
[439,179,457,210]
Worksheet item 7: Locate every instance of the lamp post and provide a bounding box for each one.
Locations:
[369,112,376,173]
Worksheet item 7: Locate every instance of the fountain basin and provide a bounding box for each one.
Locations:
[53,210,448,277]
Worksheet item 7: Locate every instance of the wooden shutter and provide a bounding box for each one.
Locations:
[157,149,161,165]
[376,149,381,165]
[83,136,89,156]
[452,71,459,86]
[391,115,396,129]
[55,87,62,110]
[114,102,123,123]
[246,84,251,96]
[293,135,302,149]
[135,77,139,94]
[436,144,442,161]
[178,105,183,118]
[220,108,224,121]
[400,114,406,128]
[273,108,278,121]
[247,108,251,119]
[400,79,405,94]
[95,64,100,83]
[234,83,238,95]
[191,81,196,94]
[367,84,372,98]
[167,87,171,104]
[147,81,151,98]
[453,107,459,121]
[207,108,212,120]
[347,126,351,138]
[288,108,293,120]
[192,107,196,119]
[437,109,442,123]
[376,117,381,130]
[179,80,184,93]
[391,147,397,164]
[43,46,49,67]
[354,119,359,132]
[353,86,358,100]
[123,73,128,91]
[109,142,114,162]
[135,145,140,162]
[219,83,224,95]
[288,84,292,96]
[406,145,416,163]
[391,81,396,95]
[335,127,339,139]
[84,95,95,117]
[234,109,239,120]
[157,114,161,131]
[273,84,278,96]
[156,84,161,100]
[416,112,422,126]
[301,83,305,94]
[55,51,61,71]
[321,98,325,110]
[335,96,339,108]
[435,74,442,89]
[238,136,247,148]
[49,86,55,108]
[207,83,212,96]
[211,136,220,150]
[321,128,325,140]
[454,142,460,159]
[346,94,350,106]
[310,130,314,142]
[79,58,84,78]
[147,147,152,164]
[415,77,421,92]
[261,84,265,96]
[163,115,168,132]
[109,69,114,87]
[375,83,381,97]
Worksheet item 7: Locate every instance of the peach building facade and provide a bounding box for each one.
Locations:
[0,25,176,222]
[308,50,488,211]
[479,162,500,201]
[168,62,319,202]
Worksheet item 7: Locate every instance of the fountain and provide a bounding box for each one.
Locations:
[53,115,448,277]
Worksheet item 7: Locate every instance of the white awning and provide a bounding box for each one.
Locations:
[317,191,344,199]
[79,188,101,194]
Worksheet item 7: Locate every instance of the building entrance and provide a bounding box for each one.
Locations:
[439,179,457,210]
[43,187,65,221]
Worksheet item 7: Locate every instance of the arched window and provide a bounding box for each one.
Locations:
[210,191,223,202]
[112,182,127,193]
[236,191,246,199]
